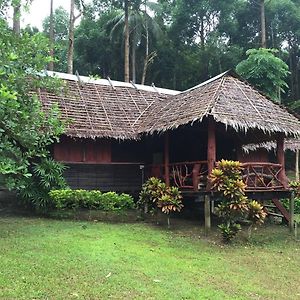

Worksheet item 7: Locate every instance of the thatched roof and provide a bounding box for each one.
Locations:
[243,139,300,153]
[138,71,300,136]
[41,72,179,139]
[41,70,300,140]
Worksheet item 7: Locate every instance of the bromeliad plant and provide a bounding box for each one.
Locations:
[210,160,266,243]
[138,177,183,227]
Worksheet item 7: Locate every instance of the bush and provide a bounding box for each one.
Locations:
[138,177,183,214]
[281,197,300,215]
[138,177,183,228]
[49,189,135,212]
[210,160,266,243]
[18,158,67,213]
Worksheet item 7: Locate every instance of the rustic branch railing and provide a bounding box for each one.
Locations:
[241,162,285,191]
[147,161,286,192]
[146,161,208,190]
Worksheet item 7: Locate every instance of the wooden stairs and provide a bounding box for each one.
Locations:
[264,199,290,222]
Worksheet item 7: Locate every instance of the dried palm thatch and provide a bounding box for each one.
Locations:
[40,72,179,139]
[243,139,300,153]
[40,70,300,140]
[138,71,300,137]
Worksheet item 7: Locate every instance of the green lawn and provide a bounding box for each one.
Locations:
[0,217,299,300]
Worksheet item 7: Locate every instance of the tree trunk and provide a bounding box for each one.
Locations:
[260,0,266,48]
[124,0,130,82]
[141,1,149,85]
[13,3,21,35]
[48,0,54,71]
[67,0,75,74]
[132,40,136,83]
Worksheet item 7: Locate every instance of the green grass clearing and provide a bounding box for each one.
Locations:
[0,217,300,299]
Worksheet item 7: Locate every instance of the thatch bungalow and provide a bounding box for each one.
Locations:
[40,70,300,225]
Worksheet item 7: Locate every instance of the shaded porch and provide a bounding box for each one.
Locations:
[145,117,289,193]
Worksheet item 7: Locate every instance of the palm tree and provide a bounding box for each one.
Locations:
[109,0,161,84]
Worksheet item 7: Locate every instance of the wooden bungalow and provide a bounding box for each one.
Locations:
[40,70,300,225]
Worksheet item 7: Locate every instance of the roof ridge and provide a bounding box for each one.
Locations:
[182,70,230,93]
[205,75,227,117]
[45,70,180,96]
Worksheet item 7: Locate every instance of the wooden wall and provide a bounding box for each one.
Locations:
[54,137,111,163]
[64,163,143,192]
[54,136,145,192]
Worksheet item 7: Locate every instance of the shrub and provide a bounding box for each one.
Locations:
[281,181,300,215]
[138,177,183,228]
[48,189,135,212]
[281,197,300,215]
[210,160,266,243]
[18,158,67,213]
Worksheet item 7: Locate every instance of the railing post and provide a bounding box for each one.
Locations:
[276,134,287,189]
[207,117,216,190]
[164,132,170,187]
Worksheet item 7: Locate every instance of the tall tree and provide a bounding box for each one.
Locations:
[124,0,130,82]
[49,0,54,71]
[260,0,266,47]
[68,0,85,74]
[68,0,76,74]
[0,12,66,210]
[43,6,69,72]
[12,0,21,35]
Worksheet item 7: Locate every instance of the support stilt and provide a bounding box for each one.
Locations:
[204,195,211,235]
[290,192,295,233]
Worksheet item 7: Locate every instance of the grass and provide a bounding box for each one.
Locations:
[0,217,300,299]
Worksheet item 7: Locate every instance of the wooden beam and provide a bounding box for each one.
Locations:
[276,134,287,188]
[164,132,170,187]
[207,118,216,190]
[204,194,211,235]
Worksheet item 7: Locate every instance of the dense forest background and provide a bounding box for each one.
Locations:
[23,0,300,108]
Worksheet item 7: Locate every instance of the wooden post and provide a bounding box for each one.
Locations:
[164,132,170,187]
[277,134,287,188]
[290,192,295,233]
[296,150,299,181]
[204,195,211,235]
[207,118,216,190]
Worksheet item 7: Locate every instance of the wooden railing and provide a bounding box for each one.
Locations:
[146,161,208,191]
[147,161,287,192]
[241,162,285,191]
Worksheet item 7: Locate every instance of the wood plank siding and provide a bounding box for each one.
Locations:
[63,163,144,192]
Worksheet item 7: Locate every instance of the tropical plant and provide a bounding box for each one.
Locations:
[138,177,183,227]
[0,10,65,210]
[109,0,162,83]
[18,158,67,213]
[210,160,266,243]
[236,48,289,101]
